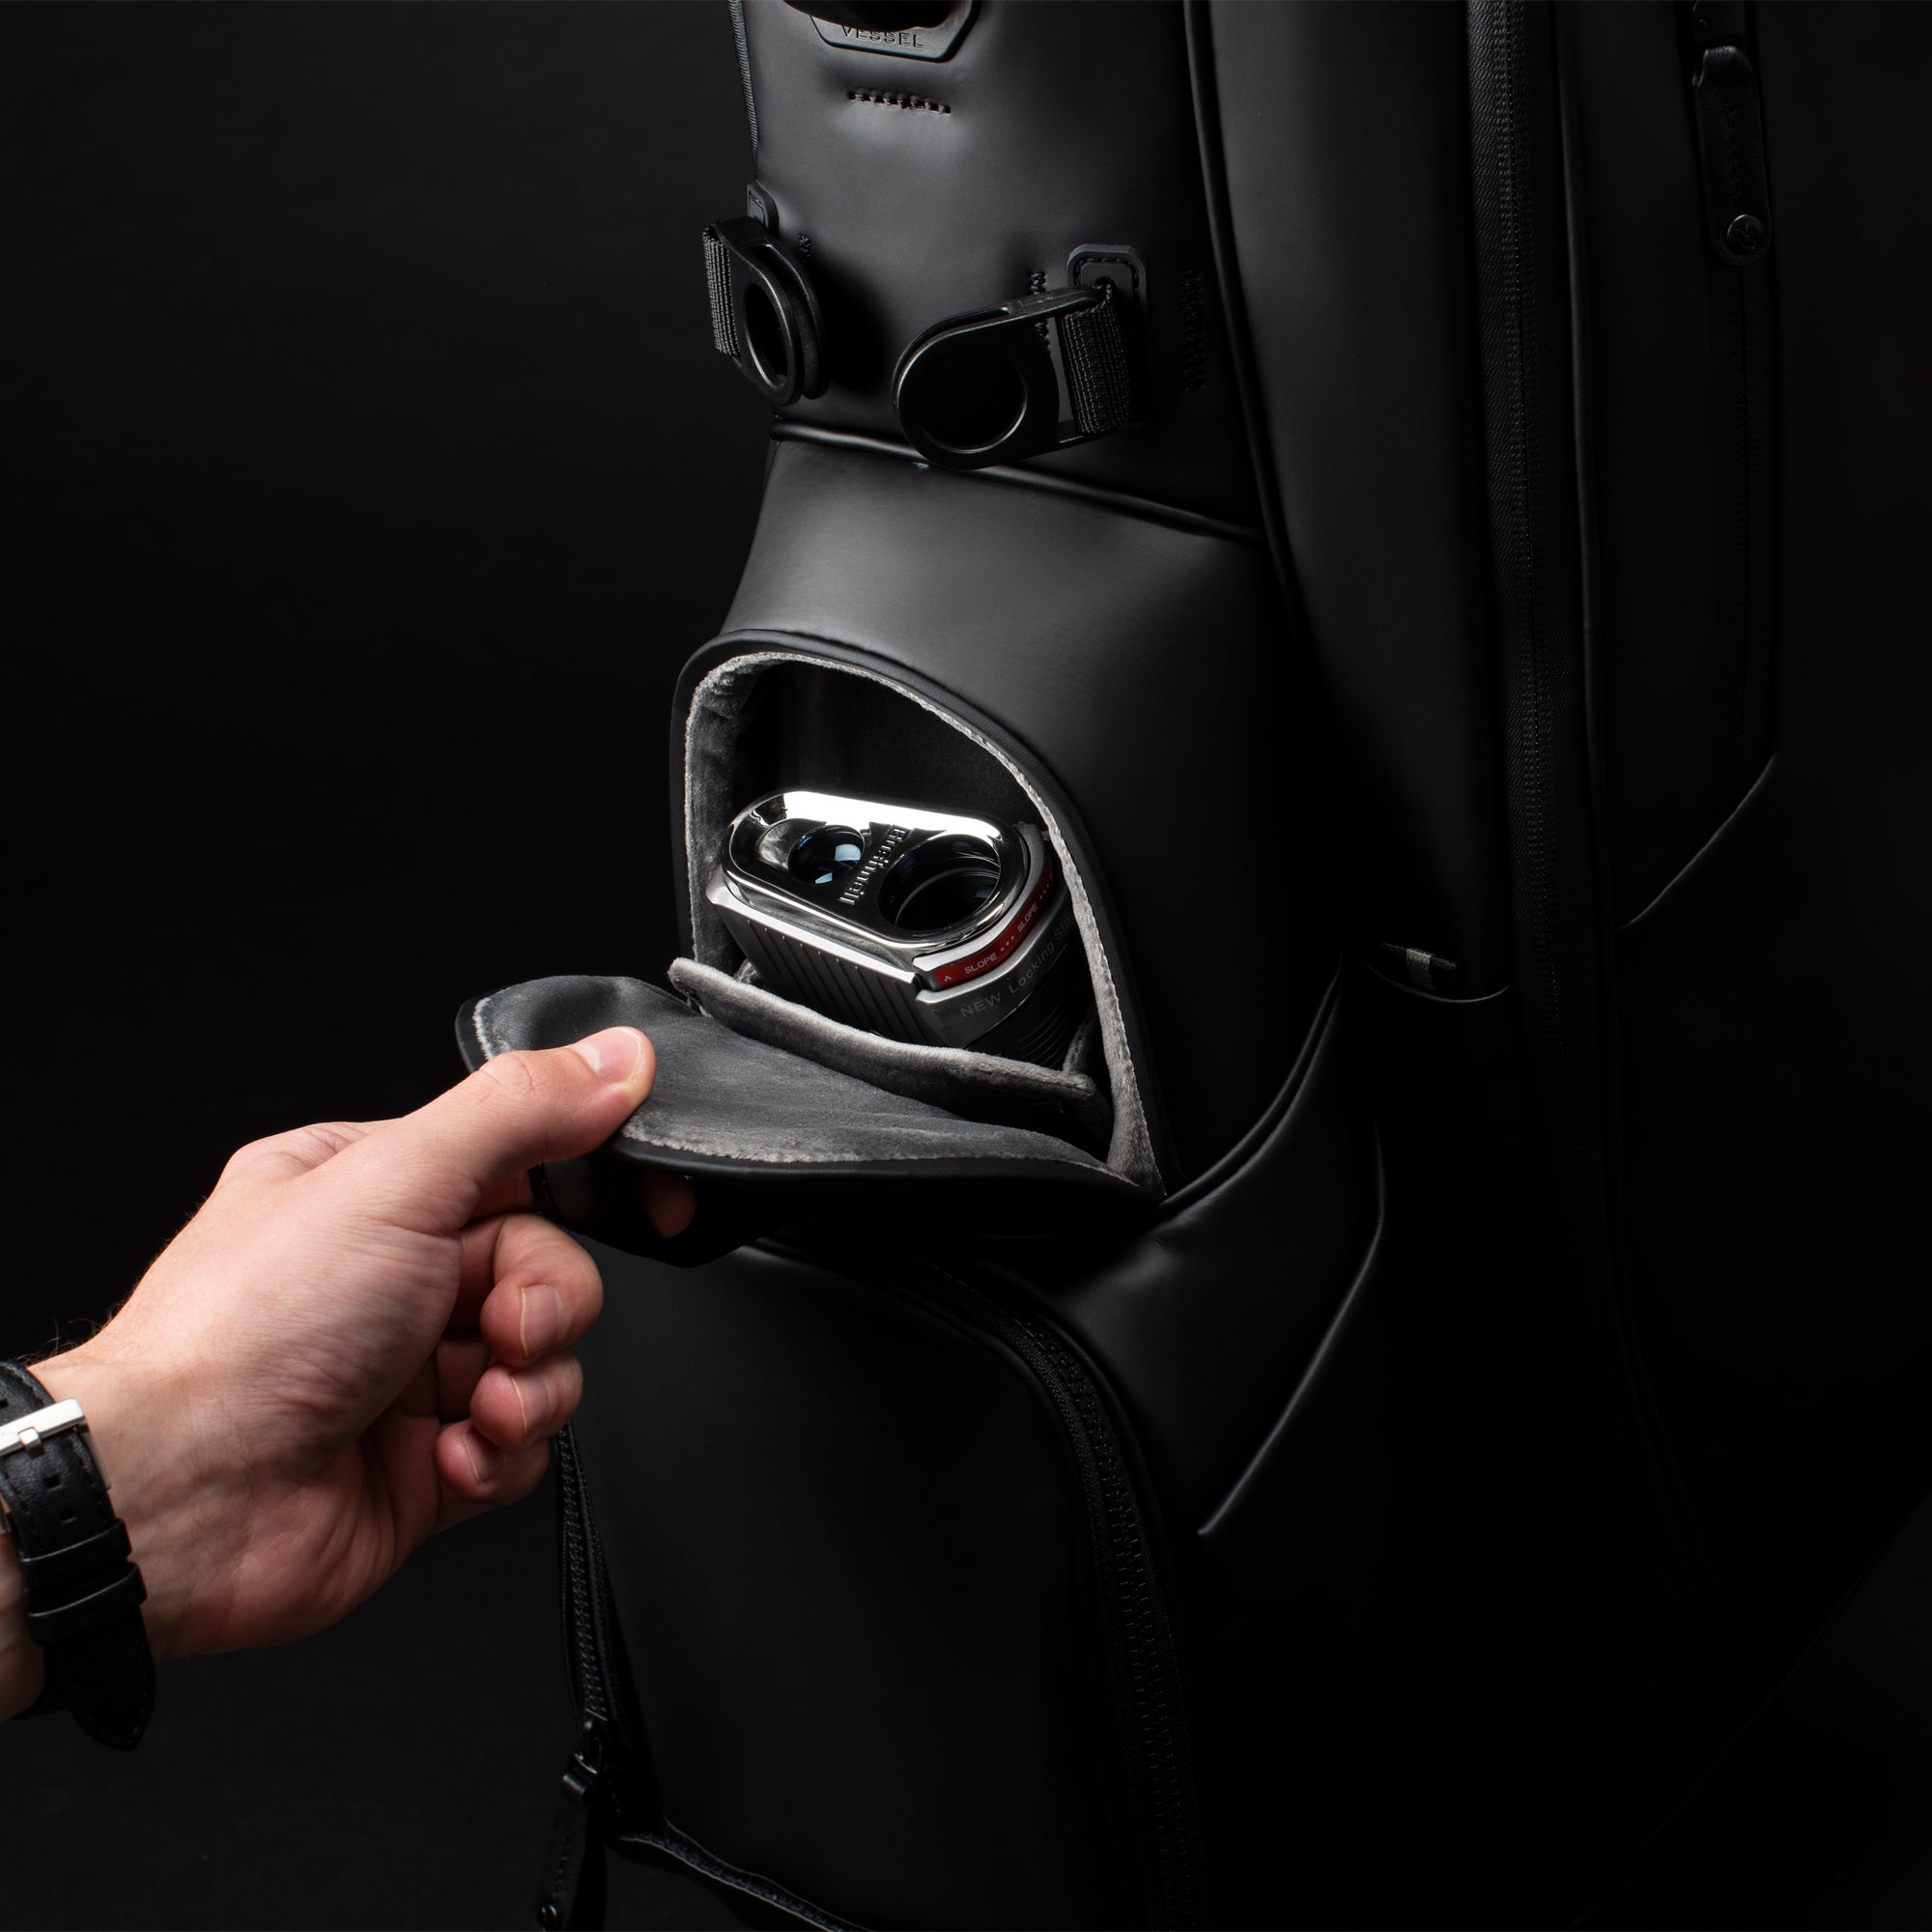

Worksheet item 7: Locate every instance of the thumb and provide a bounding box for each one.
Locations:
[340,1028,658,1227]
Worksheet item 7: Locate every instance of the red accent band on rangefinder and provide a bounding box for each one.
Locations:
[924,857,1058,989]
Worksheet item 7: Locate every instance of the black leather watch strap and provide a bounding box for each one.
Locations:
[0,1360,155,1747]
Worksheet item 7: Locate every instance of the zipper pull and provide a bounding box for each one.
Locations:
[1685,7,1773,267]
[533,1720,610,1931]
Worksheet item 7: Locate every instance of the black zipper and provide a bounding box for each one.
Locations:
[550,1424,871,1932]
[556,1424,623,1753]
[1469,0,1726,1776]
[1683,0,1776,810]
[532,1426,627,1932]
[900,1256,1213,1931]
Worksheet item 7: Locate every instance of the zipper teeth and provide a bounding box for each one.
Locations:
[914,1264,1209,1930]
[557,1426,614,1729]
[1020,1318,1207,1927]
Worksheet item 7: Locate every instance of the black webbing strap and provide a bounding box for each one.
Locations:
[1059,283,1135,437]
[702,227,739,359]
[703,226,1138,445]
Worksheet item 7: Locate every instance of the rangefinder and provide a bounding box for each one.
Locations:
[705,789,1090,1066]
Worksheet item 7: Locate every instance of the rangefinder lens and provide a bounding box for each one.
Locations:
[881,835,1001,932]
[787,825,866,888]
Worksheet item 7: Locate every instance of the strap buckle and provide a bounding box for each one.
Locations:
[0,1398,85,1459]
[0,1400,89,1535]
[703,214,828,407]
[893,246,1148,470]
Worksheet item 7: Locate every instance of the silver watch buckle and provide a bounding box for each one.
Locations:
[0,1398,86,1458]
[0,1400,90,1537]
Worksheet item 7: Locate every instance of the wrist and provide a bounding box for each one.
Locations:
[32,1346,229,1665]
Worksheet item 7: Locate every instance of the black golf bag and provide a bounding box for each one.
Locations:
[462,4,1932,1924]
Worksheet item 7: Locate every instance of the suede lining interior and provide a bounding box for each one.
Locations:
[683,649,1161,1192]
[669,956,1113,1151]
[469,974,1121,1179]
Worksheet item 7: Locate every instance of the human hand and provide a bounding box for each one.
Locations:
[3,1029,691,1714]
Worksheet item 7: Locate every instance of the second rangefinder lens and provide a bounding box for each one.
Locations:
[787,826,866,888]
[880,835,1001,932]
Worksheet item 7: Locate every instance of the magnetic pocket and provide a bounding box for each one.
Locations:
[460,643,1165,1256]
[459,972,1138,1250]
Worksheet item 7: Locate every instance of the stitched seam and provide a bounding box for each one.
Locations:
[625,1820,867,1932]
[672,958,1098,1104]
[613,1122,1114,1172]
[765,423,1263,545]
[1179,264,1207,390]
[1197,1150,1387,1535]
[684,648,1158,1190]
[845,88,950,113]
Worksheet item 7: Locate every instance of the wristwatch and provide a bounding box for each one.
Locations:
[0,1360,155,1747]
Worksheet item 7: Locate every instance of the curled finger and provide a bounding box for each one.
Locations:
[462,1210,603,1356]
[469,1350,584,1456]
[435,1424,552,1529]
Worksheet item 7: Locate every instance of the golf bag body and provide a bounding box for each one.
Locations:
[464,4,1932,1924]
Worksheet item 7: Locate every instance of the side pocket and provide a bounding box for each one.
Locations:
[558,1238,1211,1931]
[542,1425,867,1932]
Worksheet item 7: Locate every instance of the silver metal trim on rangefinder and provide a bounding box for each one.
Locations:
[705,789,1088,1063]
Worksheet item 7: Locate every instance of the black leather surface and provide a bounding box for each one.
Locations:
[458,977,1145,1255]
[740,0,1263,524]
[1559,3,1932,1687]
[1021,978,1378,1534]
[576,1238,1132,1931]
[1605,0,1932,1677]
[718,440,1336,1181]
[548,6,1932,1924]
[1199,0,1511,994]
[1566,3,1756,918]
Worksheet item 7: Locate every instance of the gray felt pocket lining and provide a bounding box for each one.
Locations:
[668,957,1114,1151]
[683,648,1160,1192]
[469,973,1123,1182]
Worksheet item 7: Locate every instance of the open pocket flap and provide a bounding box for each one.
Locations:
[457,976,1146,1255]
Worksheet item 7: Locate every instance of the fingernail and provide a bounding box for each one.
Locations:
[461,1429,503,1487]
[518,1282,564,1359]
[570,1026,648,1086]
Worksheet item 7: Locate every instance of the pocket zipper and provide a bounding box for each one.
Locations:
[901,1259,1214,1931]
[544,1425,867,1932]
[1684,0,1776,807]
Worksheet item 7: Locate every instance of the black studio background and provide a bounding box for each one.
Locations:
[2,7,1927,1930]
[4,6,755,1927]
